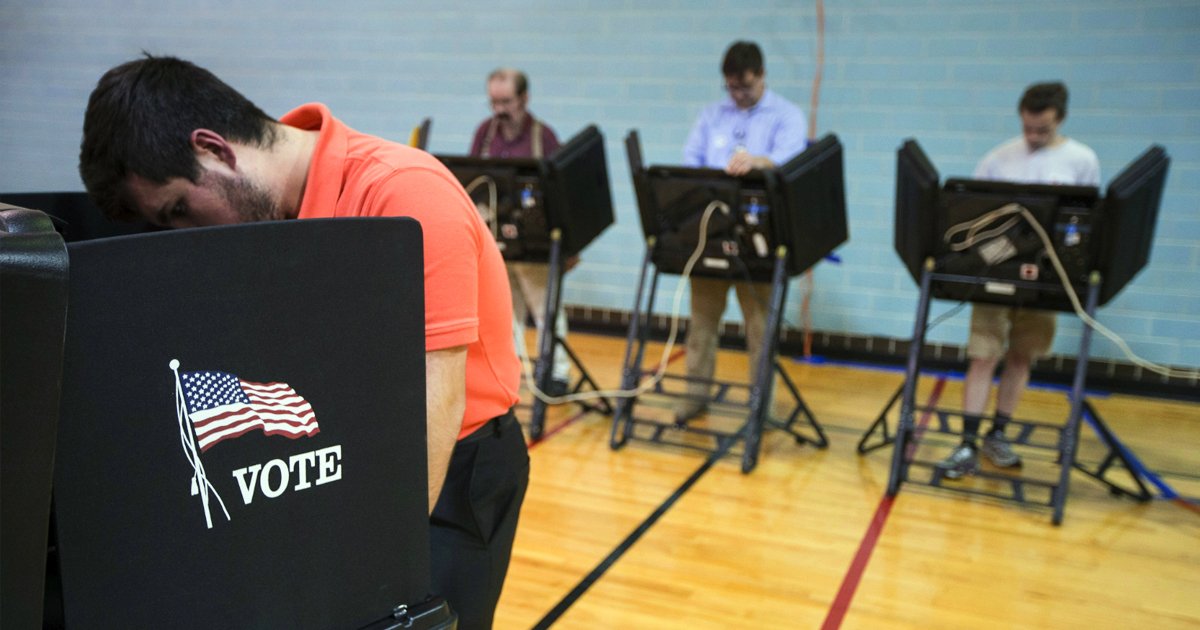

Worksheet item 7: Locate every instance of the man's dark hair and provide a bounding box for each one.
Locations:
[1019,82,1069,121]
[722,41,764,77]
[78,54,278,220]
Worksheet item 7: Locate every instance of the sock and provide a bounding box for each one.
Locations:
[990,412,1012,436]
[961,414,982,447]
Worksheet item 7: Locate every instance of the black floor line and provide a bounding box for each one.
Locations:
[531,445,729,629]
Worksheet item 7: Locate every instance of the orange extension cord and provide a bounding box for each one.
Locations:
[800,0,825,358]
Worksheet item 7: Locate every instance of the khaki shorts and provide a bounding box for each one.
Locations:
[966,304,1056,360]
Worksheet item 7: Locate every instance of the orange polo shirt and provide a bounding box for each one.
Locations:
[282,103,520,439]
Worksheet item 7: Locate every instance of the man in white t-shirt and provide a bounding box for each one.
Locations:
[938,82,1101,479]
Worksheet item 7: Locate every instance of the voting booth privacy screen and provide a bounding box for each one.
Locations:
[893,139,1170,309]
[0,191,156,242]
[53,218,431,629]
[1,205,69,630]
[628,132,848,282]
[438,124,614,261]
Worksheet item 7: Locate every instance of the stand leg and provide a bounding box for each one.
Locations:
[743,248,790,473]
[1073,400,1154,501]
[530,230,564,441]
[771,360,829,448]
[1052,273,1102,525]
[887,258,936,496]
[610,241,656,449]
[857,382,903,454]
[556,336,615,414]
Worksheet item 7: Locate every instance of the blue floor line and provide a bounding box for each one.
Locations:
[1080,404,1178,500]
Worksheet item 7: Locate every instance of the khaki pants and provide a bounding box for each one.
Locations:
[684,276,771,400]
[966,304,1056,360]
[508,262,570,382]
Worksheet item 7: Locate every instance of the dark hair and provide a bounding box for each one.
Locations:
[488,68,529,97]
[78,54,278,220]
[1019,82,1069,121]
[722,41,764,77]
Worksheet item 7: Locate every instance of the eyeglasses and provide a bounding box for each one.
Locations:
[723,78,762,96]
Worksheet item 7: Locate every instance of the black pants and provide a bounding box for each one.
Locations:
[430,410,529,630]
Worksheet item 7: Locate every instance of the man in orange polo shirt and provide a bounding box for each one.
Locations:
[79,55,525,629]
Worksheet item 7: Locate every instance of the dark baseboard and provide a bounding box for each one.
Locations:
[564,305,1200,403]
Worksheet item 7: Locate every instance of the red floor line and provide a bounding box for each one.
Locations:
[821,378,946,629]
[646,347,687,371]
[1173,497,1200,517]
[906,377,947,459]
[821,496,896,630]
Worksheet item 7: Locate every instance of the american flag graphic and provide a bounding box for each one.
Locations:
[179,370,319,452]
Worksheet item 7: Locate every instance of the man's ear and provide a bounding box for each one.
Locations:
[190,129,238,170]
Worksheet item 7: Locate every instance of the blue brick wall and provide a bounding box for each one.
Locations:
[2,0,1198,368]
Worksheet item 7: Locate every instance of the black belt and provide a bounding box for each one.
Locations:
[459,408,517,444]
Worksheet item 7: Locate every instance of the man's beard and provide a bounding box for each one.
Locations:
[212,171,283,223]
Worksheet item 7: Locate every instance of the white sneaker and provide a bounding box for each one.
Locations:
[937,443,980,480]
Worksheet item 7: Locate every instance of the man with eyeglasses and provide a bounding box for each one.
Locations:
[470,68,560,160]
[469,68,573,397]
[675,40,809,423]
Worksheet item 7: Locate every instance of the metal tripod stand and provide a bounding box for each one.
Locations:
[609,239,827,472]
[857,258,1152,524]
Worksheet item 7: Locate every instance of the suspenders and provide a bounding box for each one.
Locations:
[480,117,543,158]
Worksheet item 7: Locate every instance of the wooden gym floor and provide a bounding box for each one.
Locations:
[494,331,1200,629]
